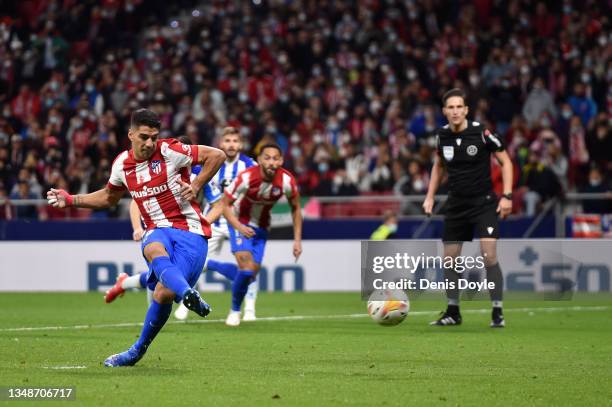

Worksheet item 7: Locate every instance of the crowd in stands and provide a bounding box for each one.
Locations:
[0,0,609,219]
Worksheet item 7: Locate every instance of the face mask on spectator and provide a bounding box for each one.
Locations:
[291,147,301,158]
[79,109,88,119]
[50,81,60,91]
[581,73,590,83]
[590,178,602,187]
[318,162,329,173]
[85,83,95,92]
[239,92,248,102]
[540,117,551,128]
[562,109,572,119]
[469,74,480,86]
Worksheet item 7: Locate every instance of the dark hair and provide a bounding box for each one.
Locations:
[259,143,282,156]
[130,108,161,129]
[442,88,467,107]
[177,135,192,145]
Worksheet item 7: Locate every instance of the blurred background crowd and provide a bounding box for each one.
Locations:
[0,0,610,219]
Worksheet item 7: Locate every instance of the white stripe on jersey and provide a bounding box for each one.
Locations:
[161,141,193,169]
[282,173,294,196]
[142,197,173,228]
[109,151,129,188]
[135,161,151,184]
[258,182,273,200]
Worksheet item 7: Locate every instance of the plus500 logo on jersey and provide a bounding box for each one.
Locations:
[129,184,168,198]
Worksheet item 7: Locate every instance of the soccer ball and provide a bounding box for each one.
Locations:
[367,291,410,326]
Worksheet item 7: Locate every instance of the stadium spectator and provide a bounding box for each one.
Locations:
[522,77,557,129]
[521,151,563,216]
[580,167,612,215]
[9,180,38,219]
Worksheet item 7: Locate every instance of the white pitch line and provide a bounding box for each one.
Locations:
[0,305,608,333]
[43,366,87,370]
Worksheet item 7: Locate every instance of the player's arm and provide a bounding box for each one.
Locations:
[189,146,226,197]
[129,200,145,241]
[204,200,223,224]
[220,194,256,238]
[423,155,445,216]
[47,186,123,210]
[494,150,513,218]
[289,191,303,261]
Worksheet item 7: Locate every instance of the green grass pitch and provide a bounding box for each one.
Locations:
[1,292,611,406]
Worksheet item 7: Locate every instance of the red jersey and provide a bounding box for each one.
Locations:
[107,138,211,237]
[225,166,298,229]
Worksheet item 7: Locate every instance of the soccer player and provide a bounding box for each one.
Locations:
[423,88,513,328]
[173,127,258,321]
[47,109,225,366]
[103,136,223,306]
[220,143,303,326]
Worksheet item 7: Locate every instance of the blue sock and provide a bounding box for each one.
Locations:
[232,270,254,312]
[207,259,238,281]
[138,272,147,288]
[151,256,190,301]
[134,300,172,353]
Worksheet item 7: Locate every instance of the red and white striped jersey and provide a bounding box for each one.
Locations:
[224,166,298,229]
[107,138,211,237]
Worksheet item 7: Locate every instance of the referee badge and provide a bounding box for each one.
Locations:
[443,146,454,161]
[467,145,478,156]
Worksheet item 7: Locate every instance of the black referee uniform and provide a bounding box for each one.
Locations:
[435,121,505,242]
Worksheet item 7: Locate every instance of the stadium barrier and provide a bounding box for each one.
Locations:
[1,239,610,293]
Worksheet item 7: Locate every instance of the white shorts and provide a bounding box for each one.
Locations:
[208,224,230,255]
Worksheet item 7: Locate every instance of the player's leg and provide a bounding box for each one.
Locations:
[174,229,222,321]
[207,227,238,280]
[104,272,148,303]
[243,280,258,321]
[104,282,175,367]
[105,230,179,367]
[172,231,210,318]
[480,238,504,327]
[226,250,258,326]
[243,229,267,321]
[475,202,504,327]
[430,241,464,326]
[105,230,210,367]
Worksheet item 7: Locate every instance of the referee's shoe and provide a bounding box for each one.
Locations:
[490,307,505,328]
[430,306,462,326]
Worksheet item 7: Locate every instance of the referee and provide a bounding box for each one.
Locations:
[423,88,513,328]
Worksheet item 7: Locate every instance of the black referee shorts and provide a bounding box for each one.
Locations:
[442,193,500,242]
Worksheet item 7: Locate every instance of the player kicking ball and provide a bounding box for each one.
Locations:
[219,143,303,326]
[104,137,224,308]
[47,109,225,366]
[423,89,513,328]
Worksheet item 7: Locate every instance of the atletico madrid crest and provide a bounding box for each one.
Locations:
[151,160,161,174]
